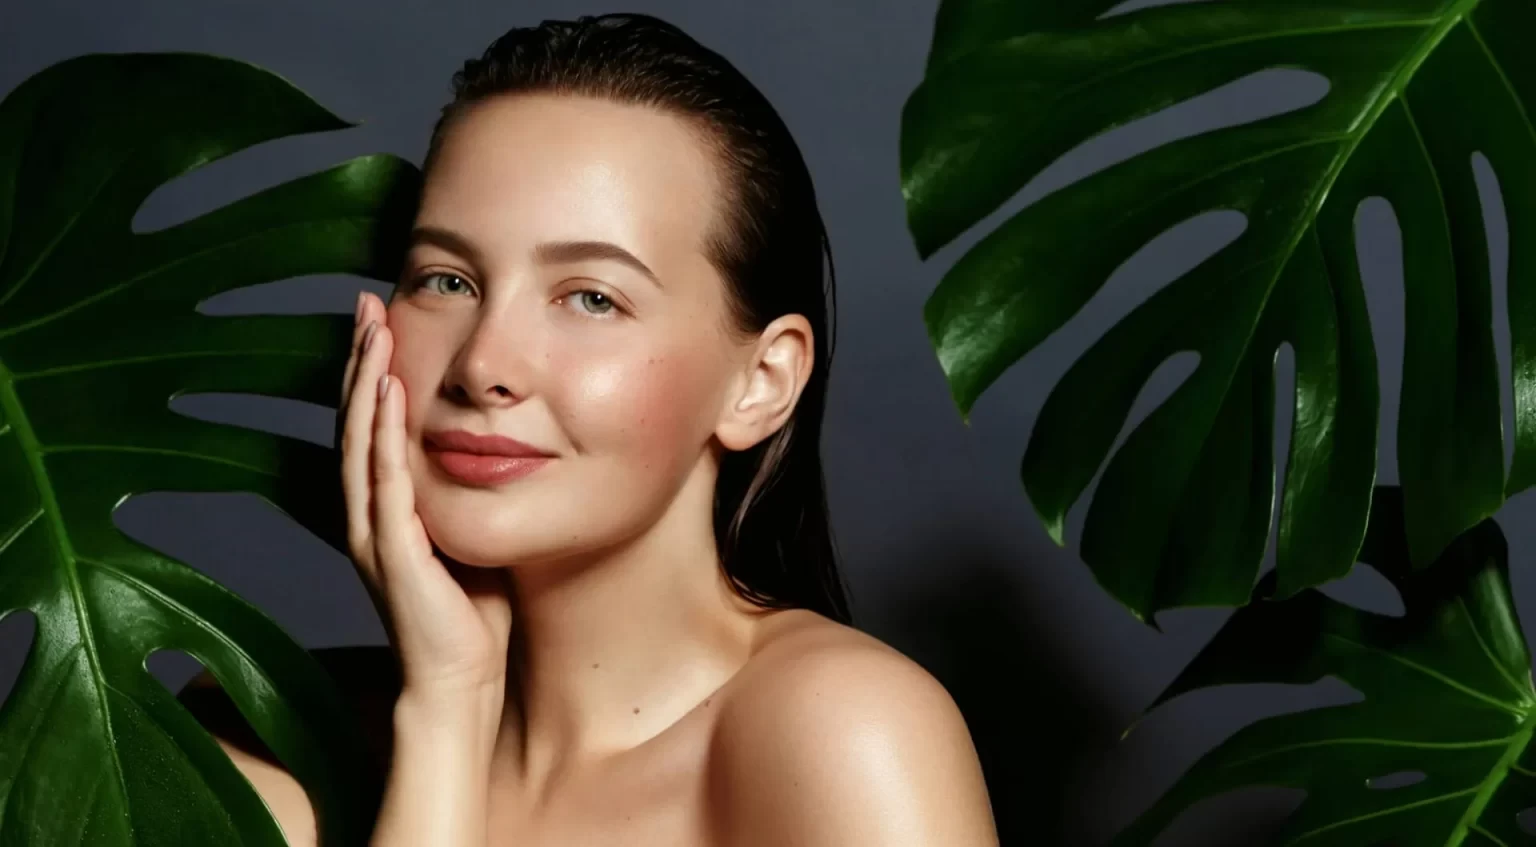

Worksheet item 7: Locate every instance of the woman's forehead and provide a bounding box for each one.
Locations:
[418,94,726,264]
[424,95,719,212]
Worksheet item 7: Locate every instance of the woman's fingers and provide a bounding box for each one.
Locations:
[339,292,370,411]
[342,306,387,578]
[372,366,441,596]
[333,293,374,471]
[341,292,388,412]
[372,371,410,565]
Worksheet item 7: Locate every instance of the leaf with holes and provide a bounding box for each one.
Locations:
[1113,487,1536,846]
[902,0,1536,619]
[0,53,418,844]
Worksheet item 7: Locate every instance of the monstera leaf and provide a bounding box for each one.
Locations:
[902,0,1536,620]
[0,54,418,844]
[1114,487,1536,845]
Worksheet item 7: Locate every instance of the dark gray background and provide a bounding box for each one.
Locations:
[4,1,1533,845]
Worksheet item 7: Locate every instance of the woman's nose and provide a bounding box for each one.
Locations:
[443,319,533,407]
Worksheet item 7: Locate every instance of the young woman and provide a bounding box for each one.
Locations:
[188,13,997,846]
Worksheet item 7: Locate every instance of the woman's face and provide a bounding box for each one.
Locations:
[387,93,772,570]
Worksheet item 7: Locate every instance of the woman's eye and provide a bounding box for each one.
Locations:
[418,273,472,296]
[570,290,616,316]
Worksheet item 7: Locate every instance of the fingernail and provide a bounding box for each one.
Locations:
[355,291,365,323]
[362,321,378,353]
[378,373,391,400]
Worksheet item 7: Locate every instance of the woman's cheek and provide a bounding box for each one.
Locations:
[388,305,468,420]
[565,350,716,463]
[388,335,438,431]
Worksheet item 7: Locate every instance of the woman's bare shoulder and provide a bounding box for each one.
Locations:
[708,611,999,846]
[727,607,942,697]
[175,646,400,847]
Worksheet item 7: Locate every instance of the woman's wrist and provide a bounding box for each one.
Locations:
[370,684,504,847]
[394,681,504,737]
[391,683,504,774]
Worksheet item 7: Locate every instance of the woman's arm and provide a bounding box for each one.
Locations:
[178,656,500,847]
[709,642,1000,846]
[373,686,502,846]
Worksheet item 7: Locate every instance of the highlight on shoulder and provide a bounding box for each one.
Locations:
[708,617,1000,846]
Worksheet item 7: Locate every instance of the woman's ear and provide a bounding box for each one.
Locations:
[716,314,814,451]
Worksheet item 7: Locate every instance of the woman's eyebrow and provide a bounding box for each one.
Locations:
[409,228,661,288]
[535,240,662,288]
[409,226,485,267]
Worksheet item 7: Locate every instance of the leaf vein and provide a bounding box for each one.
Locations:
[13,348,330,383]
[41,445,278,478]
[1455,595,1534,706]
[1226,734,1515,771]
[1470,822,1510,847]
[1463,17,1536,156]
[0,213,378,341]
[1323,631,1525,715]
[1292,785,1479,841]
[0,150,134,312]
[0,644,83,821]
[937,17,1435,110]
[0,508,42,558]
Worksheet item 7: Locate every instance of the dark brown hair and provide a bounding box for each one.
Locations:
[426,13,851,624]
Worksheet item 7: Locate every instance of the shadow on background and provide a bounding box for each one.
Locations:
[869,534,1300,847]
[1146,788,1297,847]
[871,537,1115,846]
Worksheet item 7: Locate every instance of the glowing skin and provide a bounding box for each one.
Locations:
[389,94,755,575]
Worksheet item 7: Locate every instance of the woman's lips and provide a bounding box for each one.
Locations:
[428,451,552,486]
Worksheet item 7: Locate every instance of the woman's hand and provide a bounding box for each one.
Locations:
[339,290,515,702]
[340,291,512,846]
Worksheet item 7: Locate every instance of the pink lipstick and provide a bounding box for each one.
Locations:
[423,430,555,487]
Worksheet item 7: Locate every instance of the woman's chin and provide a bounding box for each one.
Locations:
[423,521,531,568]
[413,477,659,569]
[418,512,580,569]
[422,517,637,573]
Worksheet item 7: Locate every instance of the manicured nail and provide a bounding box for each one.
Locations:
[362,320,378,353]
[355,291,365,323]
[378,374,390,400]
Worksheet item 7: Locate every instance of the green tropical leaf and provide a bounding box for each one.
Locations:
[901,0,1536,619]
[1113,487,1536,846]
[0,53,419,844]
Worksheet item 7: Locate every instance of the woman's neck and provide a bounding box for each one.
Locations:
[490,461,765,792]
